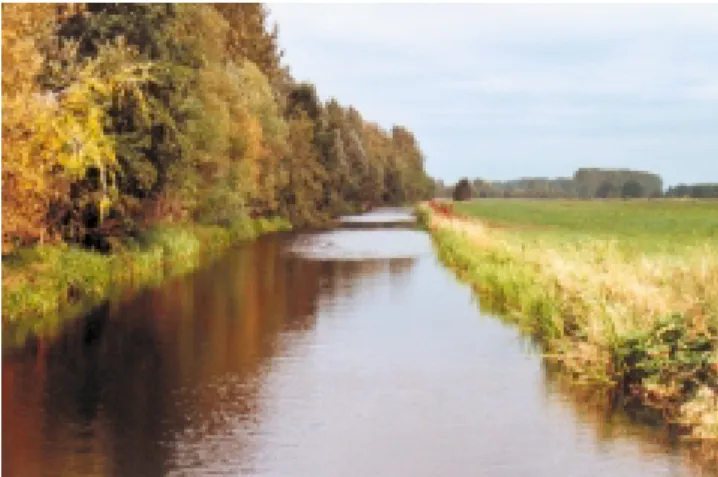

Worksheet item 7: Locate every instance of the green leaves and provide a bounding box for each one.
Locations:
[613,313,718,400]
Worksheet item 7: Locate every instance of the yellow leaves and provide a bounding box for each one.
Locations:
[2,85,62,247]
[242,114,265,164]
[240,114,265,196]
[1,4,56,96]
[2,18,154,248]
[51,99,115,178]
[235,61,287,143]
[99,196,112,224]
[173,4,229,67]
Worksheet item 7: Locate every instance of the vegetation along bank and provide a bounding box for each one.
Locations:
[418,199,718,440]
[2,4,433,344]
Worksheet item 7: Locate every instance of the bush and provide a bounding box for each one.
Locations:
[453,178,472,201]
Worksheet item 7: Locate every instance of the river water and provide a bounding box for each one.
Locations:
[3,208,716,476]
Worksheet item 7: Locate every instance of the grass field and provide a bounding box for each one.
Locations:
[419,199,718,440]
[454,199,718,252]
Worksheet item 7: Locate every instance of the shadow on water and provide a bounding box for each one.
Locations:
[3,208,717,476]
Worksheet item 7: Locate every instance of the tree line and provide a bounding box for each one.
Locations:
[665,184,718,199]
[438,168,667,200]
[2,4,434,253]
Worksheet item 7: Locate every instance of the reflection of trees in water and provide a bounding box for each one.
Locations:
[8,232,716,476]
[309,257,417,307]
[542,361,718,475]
[0,237,303,475]
[388,257,416,290]
[2,235,418,477]
[388,257,415,276]
[3,301,169,477]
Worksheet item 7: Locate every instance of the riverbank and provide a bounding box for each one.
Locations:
[417,201,718,440]
[2,216,291,347]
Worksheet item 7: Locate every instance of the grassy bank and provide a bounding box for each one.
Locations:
[418,200,718,440]
[2,216,291,347]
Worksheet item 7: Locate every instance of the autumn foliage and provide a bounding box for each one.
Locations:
[1,3,434,253]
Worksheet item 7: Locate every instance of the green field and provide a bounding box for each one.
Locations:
[453,199,718,247]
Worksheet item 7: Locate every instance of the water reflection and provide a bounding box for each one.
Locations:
[288,228,428,261]
[3,211,718,477]
[340,207,416,224]
[3,233,418,477]
[542,365,718,475]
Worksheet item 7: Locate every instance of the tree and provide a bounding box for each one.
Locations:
[212,3,284,89]
[2,3,436,251]
[2,4,154,250]
[596,180,618,199]
[278,112,326,227]
[453,178,472,201]
[665,184,718,198]
[2,4,60,249]
[621,180,644,199]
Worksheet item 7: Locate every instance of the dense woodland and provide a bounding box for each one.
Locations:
[2,4,434,253]
[437,168,667,200]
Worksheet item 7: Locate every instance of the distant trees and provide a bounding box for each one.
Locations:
[665,184,718,198]
[1,3,434,252]
[431,179,451,198]
[621,180,644,199]
[574,168,662,199]
[597,180,618,199]
[435,168,667,200]
[453,178,472,201]
[437,173,718,201]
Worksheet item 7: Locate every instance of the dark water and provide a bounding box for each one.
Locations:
[3,208,717,477]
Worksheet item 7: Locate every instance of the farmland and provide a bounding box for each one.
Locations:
[453,199,718,251]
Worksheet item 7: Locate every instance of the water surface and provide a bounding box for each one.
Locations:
[3,208,716,476]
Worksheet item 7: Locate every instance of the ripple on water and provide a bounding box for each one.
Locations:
[288,229,430,261]
[339,207,416,224]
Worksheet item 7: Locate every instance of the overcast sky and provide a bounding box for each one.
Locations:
[268,4,718,186]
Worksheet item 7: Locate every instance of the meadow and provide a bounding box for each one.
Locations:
[419,199,718,439]
[454,199,718,251]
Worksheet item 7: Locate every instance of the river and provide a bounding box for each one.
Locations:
[3,208,716,476]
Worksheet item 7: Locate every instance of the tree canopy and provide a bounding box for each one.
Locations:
[1,3,434,253]
[453,178,472,201]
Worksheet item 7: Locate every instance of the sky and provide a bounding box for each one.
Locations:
[268,3,718,187]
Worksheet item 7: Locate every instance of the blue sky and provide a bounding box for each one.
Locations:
[268,4,718,186]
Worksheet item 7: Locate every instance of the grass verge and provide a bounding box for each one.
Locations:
[417,201,718,440]
[2,215,291,347]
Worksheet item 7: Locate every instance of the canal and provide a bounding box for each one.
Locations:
[3,208,715,476]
